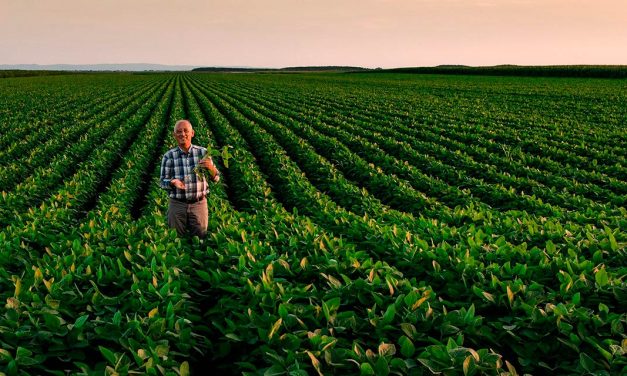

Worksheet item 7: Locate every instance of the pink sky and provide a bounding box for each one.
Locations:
[1,0,626,67]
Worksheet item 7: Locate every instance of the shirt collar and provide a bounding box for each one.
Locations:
[177,144,197,154]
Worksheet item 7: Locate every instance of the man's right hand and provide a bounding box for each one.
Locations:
[170,179,186,190]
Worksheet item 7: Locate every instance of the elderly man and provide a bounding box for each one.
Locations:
[160,119,220,238]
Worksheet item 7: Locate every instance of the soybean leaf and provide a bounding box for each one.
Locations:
[74,314,89,329]
[595,268,609,287]
[99,346,117,365]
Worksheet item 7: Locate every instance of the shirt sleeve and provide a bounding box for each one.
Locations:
[160,153,173,190]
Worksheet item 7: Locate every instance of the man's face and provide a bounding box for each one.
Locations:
[174,122,194,148]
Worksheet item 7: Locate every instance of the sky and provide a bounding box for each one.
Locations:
[1,0,626,68]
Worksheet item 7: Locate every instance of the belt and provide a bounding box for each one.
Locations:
[171,196,205,204]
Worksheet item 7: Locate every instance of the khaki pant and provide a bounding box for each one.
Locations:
[167,198,208,238]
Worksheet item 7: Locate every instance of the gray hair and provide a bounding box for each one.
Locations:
[173,119,193,132]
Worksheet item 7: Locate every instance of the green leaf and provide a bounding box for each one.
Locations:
[7,359,17,375]
[16,354,39,367]
[322,297,341,323]
[16,347,33,359]
[155,344,169,357]
[225,333,242,341]
[113,311,122,326]
[0,348,13,362]
[545,240,556,254]
[360,363,375,376]
[584,336,612,362]
[324,297,341,311]
[579,352,596,372]
[264,365,286,376]
[221,146,232,168]
[571,292,581,306]
[43,313,61,331]
[595,268,609,287]
[465,304,476,322]
[374,356,390,376]
[429,345,449,362]
[99,346,117,365]
[446,337,457,351]
[74,314,89,329]
[400,323,417,339]
[278,304,288,319]
[389,358,407,372]
[605,227,618,251]
[381,304,396,326]
[196,270,211,282]
[553,303,568,316]
[289,370,308,376]
[399,336,415,357]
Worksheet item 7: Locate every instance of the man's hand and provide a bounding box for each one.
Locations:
[200,158,220,182]
[170,179,186,190]
[199,158,215,170]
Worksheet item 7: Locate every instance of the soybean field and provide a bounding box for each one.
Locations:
[0,72,625,375]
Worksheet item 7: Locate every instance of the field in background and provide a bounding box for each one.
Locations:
[0,72,625,375]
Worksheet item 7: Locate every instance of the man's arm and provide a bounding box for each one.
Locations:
[161,153,186,190]
[160,154,173,189]
[199,157,220,182]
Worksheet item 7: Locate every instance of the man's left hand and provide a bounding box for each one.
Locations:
[200,158,220,182]
[199,158,215,170]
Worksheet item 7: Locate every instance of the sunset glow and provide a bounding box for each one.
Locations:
[2,0,626,67]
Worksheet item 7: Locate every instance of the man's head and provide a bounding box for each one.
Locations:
[173,120,194,150]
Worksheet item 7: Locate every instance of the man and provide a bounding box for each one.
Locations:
[160,119,220,238]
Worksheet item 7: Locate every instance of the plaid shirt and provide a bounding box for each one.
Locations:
[160,145,214,201]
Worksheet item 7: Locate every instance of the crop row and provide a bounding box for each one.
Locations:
[0,77,159,167]
[279,89,627,210]
[0,75,161,158]
[0,80,170,228]
[184,75,625,374]
[193,76,626,277]
[201,78,626,249]
[0,77,186,374]
[220,78,626,204]
[183,77,527,374]
[0,73,624,376]
[318,74,627,161]
[221,76,626,194]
